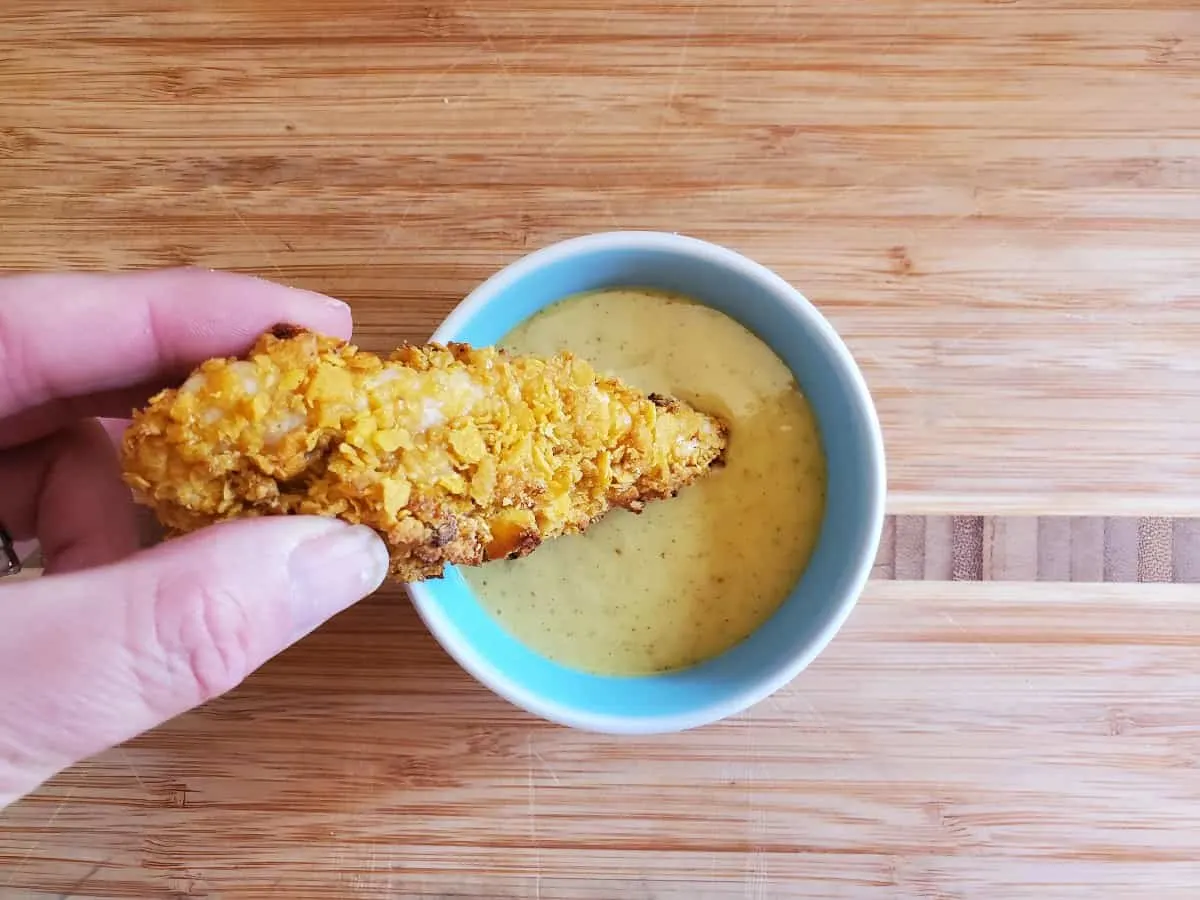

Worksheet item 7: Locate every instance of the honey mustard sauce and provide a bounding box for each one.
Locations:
[463,289,826,675]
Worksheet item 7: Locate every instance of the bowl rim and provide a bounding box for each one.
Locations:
[406,230,887,733]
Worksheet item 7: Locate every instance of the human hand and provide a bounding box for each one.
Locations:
[0,270,390,808]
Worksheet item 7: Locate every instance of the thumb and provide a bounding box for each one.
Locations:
[0,516,389,806]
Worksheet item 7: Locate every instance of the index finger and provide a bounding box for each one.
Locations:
[0,268,353,446]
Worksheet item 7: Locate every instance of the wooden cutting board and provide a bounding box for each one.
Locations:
[6,581,1200,899]
[3,1,1200,897]
[2,0,1199,514]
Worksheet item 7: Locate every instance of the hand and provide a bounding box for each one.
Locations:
[0,270,389,808]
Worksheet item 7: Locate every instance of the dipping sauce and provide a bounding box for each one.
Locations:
[463,289,826,675]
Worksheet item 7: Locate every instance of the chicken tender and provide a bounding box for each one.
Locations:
[121,326,728,581]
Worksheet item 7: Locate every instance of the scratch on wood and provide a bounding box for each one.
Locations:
[116,747,149,795]
[740,706,769,899]
[574,161,619,229]
[545,122,587,154]
[530,742,561,786]
[941,611,1000,661]
[464,0,519,108]
[527,735,542,899]
[744,836,768,900]
[3,783,78,889]
[390,51,478,109]
[742,750,769,900]
[210,184,285,280]
[657,1,701,139]
[801,696,831,730]
[57,857,108,899]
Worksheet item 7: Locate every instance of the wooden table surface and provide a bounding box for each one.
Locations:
[3,1,1200,897]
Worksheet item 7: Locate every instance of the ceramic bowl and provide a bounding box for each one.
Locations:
[406,231,885,733]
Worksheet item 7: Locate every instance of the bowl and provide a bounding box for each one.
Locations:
[406,231,886,734]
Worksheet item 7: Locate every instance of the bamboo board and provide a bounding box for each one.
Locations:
[0,1,1198,512]
[4,582,1200,898]
[4,2,1200,896]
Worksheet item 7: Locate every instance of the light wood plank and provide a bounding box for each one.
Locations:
[4,581,1200,898]
[0,1,1198,513]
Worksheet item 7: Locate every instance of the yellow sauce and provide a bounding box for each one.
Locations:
[463,289,826,675]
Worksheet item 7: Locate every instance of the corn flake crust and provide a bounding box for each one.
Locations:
[122,326,729,582]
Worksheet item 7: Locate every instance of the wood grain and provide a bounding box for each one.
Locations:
[869,516,1200,582]
[1,0,1199,513]
[4,2,1200,896]
[5,581,1200,898]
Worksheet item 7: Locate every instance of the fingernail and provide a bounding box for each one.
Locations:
[248,273,350,314]
[314,292,352,314]
[284,281,350,314]
[287,524,389,641]
[296,288,351,314]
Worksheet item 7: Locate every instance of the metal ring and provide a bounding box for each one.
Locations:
[0,527,21,578]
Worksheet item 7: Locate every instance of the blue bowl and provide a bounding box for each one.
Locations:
[408,231,886,733]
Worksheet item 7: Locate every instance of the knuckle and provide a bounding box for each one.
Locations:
[146,572,258,708]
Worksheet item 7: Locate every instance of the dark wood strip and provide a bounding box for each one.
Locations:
[15,516,1200,585]
[893,516,927,582]
[922,516,954,581]
[1037,516,1072,582]
[1068,516,1106,583]
[951,516,983,581]
[1172,519,1200,583]
[982,516,1039,581]
[1103,517,1140,583]
[1138,517,1173,583]
[874,516,1200,584]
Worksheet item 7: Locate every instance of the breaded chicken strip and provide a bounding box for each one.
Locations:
[122,326,727,582]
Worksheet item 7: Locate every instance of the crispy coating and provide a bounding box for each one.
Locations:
[121,326,728,581]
